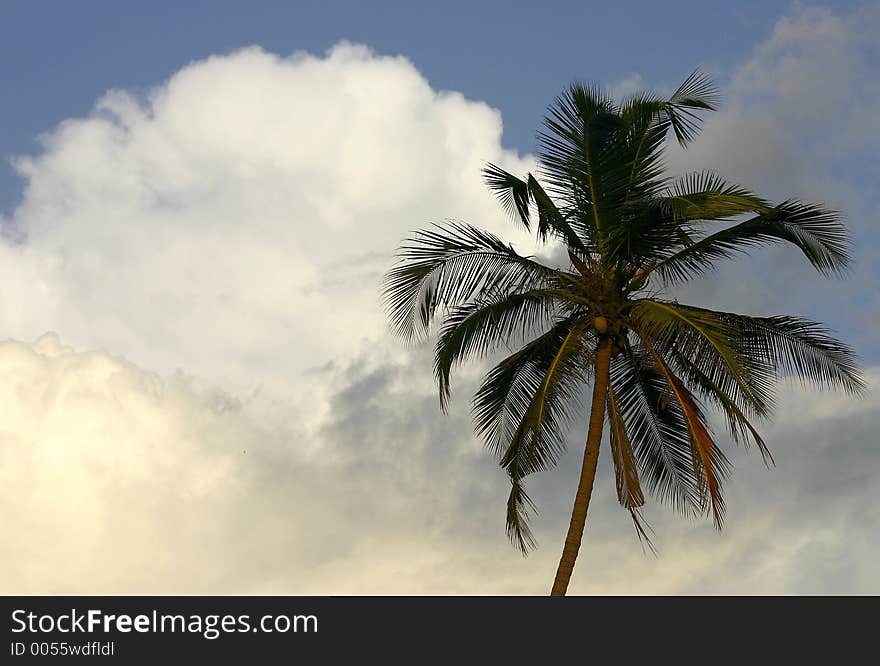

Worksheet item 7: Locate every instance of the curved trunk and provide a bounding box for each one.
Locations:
[550,337,613,596]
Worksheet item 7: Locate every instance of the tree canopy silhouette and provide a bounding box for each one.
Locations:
[382,71,865,595]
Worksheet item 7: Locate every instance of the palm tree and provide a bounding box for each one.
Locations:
[382,71,865,596]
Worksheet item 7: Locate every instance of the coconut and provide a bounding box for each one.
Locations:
[593,316,609,334]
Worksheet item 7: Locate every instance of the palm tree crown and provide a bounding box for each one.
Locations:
[382,71,865,595]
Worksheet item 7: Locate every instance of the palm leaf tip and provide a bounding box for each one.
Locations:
[506,478,538,554]
[665,69,721,146]
[629,509,657,555]
[607,382,646,510]
[482,163,531,229]
[727,313,866,396]
[771,201,852,276]
[671,69,721,110]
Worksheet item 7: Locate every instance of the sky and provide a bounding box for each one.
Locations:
[1,1,878,594]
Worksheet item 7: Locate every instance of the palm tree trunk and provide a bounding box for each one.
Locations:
[550,337,613,596]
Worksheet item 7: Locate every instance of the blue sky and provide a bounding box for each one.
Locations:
[1,1,877,594]
[0,0,860,212]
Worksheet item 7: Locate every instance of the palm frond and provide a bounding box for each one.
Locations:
[482,163,593,254]
[535,72,719,262]
[506,475,539,554]
[472,316,587,458]
[640,336,731,528]
[630,299,775,416]
[537,83,621,242]
[607,381,646,510]
[382,221,554,342]
[434,288,560,411]
[607,347,705,515]
[659,171,770,222]
[647,201,851,285]
[665,347,773,464]
[499,324,593,476]
[629,508,658,554]
[617,71,719,201]
[527,174,592,253]
[665,69,720,146]
[482,163,532,229]
[712,312,866,394]
[618,95,674,203]
[488,320,591,545]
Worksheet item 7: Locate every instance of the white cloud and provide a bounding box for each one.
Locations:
[0,334,549,594]
[0,43,536,408]
[1,335,878,594]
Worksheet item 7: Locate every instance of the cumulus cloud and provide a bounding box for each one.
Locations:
[0,42,536,406]
[1,6,878,594]
[0,333,557,594]
[1,335,878,594]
